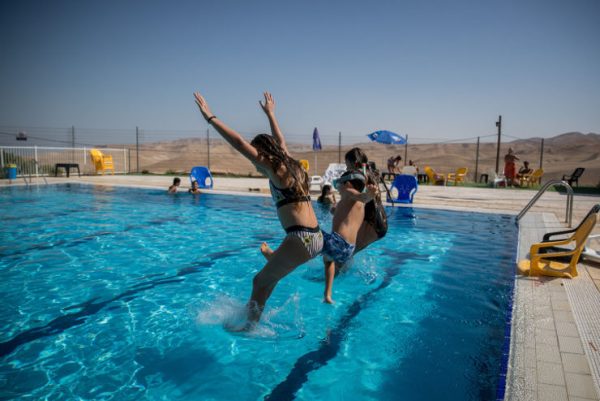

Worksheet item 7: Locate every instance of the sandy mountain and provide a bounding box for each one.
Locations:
[127,132,600,186]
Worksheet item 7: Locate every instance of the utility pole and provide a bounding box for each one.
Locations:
[71,125,75,163]
[207,128,210,170]
[136,126,140,173]
[338,131,342,164]
[539,138,544,169]
[474,136,480,182]
[495,115,502,174]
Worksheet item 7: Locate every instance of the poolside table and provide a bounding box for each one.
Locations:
[54,163,81,178]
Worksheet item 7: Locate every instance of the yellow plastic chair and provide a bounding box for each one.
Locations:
[521,168,543,187]
[517,206,598,278]
[89,149,115,175]
[299,159,309,172]
[447,167,468,185]
[424,166,445,185]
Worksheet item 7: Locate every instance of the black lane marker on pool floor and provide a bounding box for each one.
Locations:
[264,251,429,401]
[0,250,238,358]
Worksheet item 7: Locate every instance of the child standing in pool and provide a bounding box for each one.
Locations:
[322,148,377,303]
[194,90,323,326]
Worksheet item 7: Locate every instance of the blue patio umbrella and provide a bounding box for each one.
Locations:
[312,127,322,173]
[367,130,406,145]
[312,127,322,150]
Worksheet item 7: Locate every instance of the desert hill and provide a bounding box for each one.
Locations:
[128,132,600,186]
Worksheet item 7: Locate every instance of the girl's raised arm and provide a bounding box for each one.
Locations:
[259,92,288,154]
[194,92,263,165]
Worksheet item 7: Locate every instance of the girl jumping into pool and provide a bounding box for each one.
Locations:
[194,91,323,326]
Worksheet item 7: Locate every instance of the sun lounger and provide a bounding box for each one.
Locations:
[446,167,468,185]
[89,149,115,175]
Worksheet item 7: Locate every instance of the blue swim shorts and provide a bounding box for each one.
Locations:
[322,231,356,264]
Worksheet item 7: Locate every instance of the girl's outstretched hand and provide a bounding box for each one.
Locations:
[259,92,275,115]
[194,92,214,121]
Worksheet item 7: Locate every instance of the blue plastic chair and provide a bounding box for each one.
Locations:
[387,174,418,204]
[189,166,214,189]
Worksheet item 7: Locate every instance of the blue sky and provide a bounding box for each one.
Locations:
[0,0,599,145]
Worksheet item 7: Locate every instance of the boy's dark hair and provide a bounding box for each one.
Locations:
[345,147,368,169]
[173,177,181,185]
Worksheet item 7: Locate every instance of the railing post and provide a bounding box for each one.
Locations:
[123,148,127,174]
[0,147,4,168]
[83,146,87,166]
[34,146,39,177]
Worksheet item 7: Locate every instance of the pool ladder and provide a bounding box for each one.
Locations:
[516,179,573,227]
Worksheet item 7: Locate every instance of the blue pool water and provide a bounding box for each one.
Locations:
[0,184,517,401]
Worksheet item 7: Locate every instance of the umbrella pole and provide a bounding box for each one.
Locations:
[314,151,317,175]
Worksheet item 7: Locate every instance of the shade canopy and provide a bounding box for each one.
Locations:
[367,130,406,145]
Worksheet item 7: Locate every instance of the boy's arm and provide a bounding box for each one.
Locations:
[337,182,377,203]
[259,92,288,154]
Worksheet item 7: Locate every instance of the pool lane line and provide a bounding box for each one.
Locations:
[0,249,239,359]
[264,251,428,401]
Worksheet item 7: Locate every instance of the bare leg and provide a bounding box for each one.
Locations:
[248,235,311,323]
[260,242,275,261]
[324,259,336,304]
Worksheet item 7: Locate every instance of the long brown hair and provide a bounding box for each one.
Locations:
[250,134,308,195]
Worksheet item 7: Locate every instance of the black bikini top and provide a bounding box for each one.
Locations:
[269,180,311,209]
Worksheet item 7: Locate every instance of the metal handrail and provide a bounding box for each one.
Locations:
[516,179,573,227]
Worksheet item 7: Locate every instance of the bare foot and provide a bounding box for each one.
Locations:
[260,242,274,260]
[323,296,334,304]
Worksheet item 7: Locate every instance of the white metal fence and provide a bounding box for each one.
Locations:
[0,146,128,176]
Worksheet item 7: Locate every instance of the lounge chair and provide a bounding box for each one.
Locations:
[189,166,214,189]
[520,168,543,187]
[583,234,600,263]
[446,167,468,185]
[321,163,347,189]
[387,175,418,204]
[424,166,445,185]
[517,204,599,278]
[89,149,115,175]
[562,167,585,187]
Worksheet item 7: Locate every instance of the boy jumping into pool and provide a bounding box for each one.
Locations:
[322,148,378,303]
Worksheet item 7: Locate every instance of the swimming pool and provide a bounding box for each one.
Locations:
[0,184,517,401]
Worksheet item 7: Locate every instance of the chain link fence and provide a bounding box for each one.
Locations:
[1,125,599,186]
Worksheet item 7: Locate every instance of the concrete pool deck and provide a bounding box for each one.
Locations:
[2,174,600,400]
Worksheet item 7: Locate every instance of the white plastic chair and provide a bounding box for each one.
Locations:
[401,166,418,176]
[321,163,347,189]
[309,175,324,192]
[583,234,600,263]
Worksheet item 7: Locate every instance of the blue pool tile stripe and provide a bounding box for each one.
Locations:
[264,251,428,401]
[495,231,519,401]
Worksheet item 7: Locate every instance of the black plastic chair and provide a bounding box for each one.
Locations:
[539,204,600,262]
[562,167,585,187]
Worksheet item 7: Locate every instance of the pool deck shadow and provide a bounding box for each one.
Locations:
[2,175,600,401]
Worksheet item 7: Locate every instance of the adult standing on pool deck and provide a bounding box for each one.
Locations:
[194,91,323,326]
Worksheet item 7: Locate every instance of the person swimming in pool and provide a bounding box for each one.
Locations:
[194,90,323,326]
[322,148,377,303]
